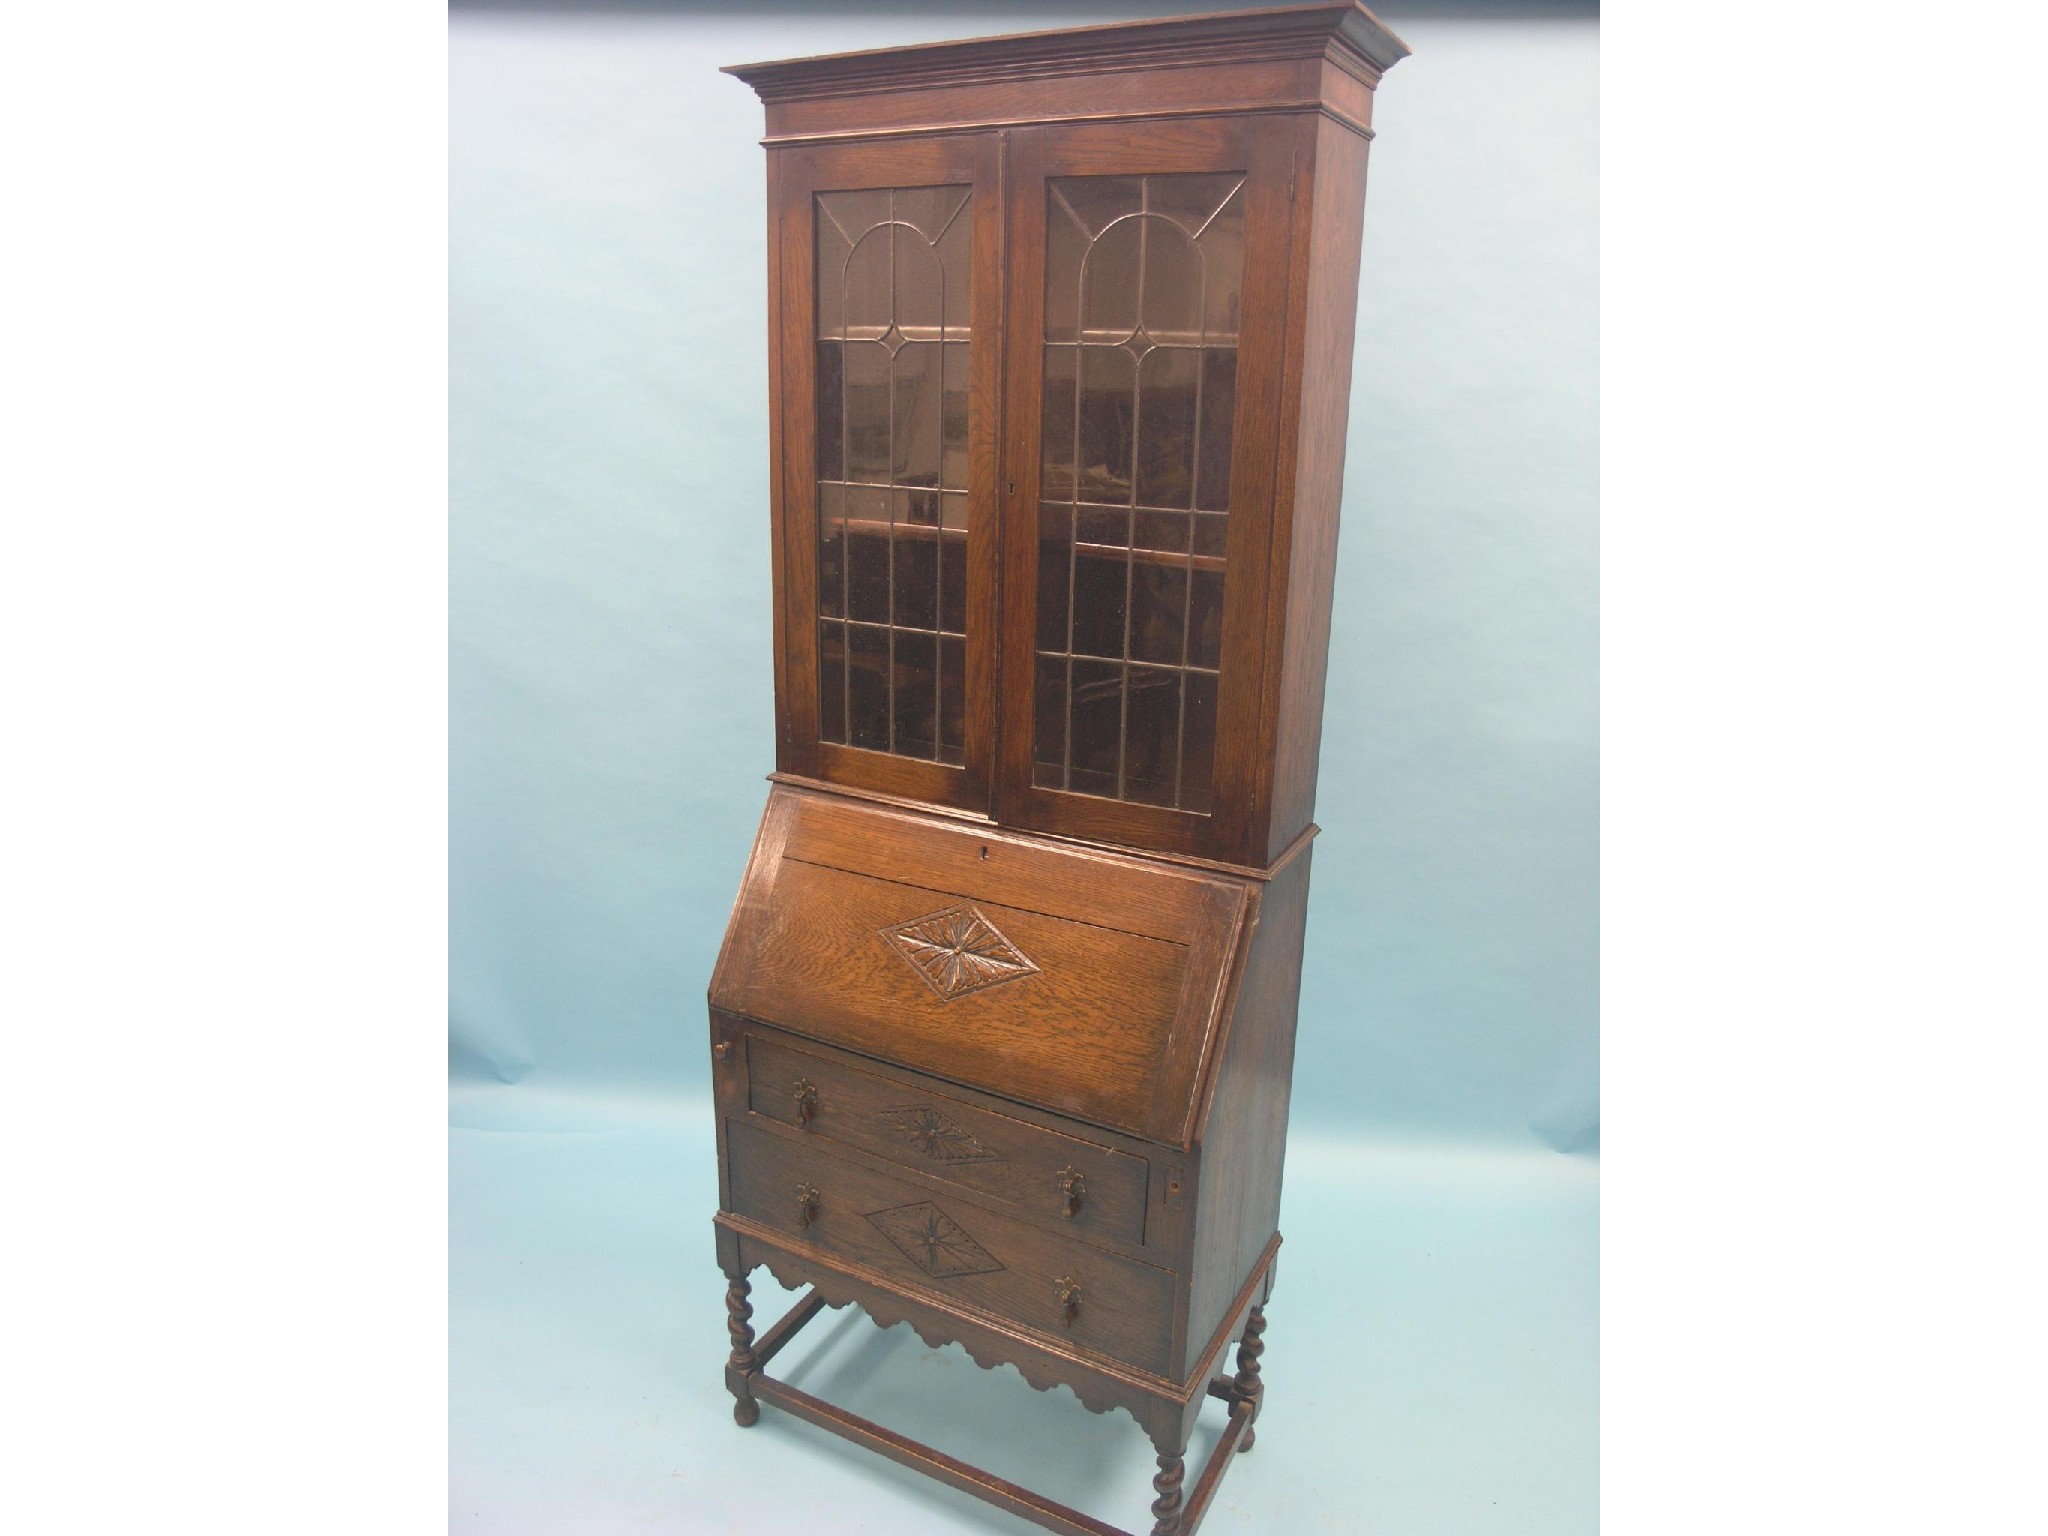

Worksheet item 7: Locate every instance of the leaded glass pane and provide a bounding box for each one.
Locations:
[937,634,966,767]
[846,623,889,751]
[1032,172,1246,810]
[814,185,972,761]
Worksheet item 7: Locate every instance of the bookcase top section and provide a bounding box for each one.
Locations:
[722,4,1411,106]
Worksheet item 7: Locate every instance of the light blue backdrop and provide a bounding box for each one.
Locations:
[451,7,1597,1532]
[450,0,1596,1143]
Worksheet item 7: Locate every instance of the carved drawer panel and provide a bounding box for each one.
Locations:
[745,1033,1150,1246]
[726,1115,1174,1375]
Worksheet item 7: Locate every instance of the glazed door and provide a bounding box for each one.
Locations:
[773,135,1003,813]
[995,117,1300,862]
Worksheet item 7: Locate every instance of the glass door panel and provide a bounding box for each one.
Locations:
[814,185,973,765]
[1032,172,1245,812]
[777,135,1000,813]
[997,116,1296,862]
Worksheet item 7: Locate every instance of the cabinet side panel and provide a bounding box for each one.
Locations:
[1263,115,1373,860]
[1182,845,1312,1377]
[765,149,795,768]
[774,149,821,777]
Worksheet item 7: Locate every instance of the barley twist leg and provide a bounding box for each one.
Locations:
[725,1275,760,1427]
[1233,1303,1267,1452]
[1149,1450,1186,1535]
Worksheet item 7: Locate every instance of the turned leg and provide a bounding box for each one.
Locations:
[725,1274,760,1427]
[1149,1449,1186,1536]
[1233,1302,1267,1452]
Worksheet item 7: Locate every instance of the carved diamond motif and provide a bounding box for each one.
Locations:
[879,1105,1003,1164]
[865,1201,1004,1278]
[882,904,1039,1001]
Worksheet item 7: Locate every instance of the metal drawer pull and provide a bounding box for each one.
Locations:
[792,1078,818,1129]
[1055,1166,1085,1219]
[1053,1275,1082,1327]
[794,1183,819,1229]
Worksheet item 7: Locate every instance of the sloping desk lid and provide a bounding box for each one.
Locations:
[710,785,1252,1149]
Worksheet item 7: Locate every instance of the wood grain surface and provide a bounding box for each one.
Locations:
[710,786,1252,1145]
[746,1031,1154,1246]
[727,1115,1177,1373]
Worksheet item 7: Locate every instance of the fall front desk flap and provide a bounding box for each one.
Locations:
[710,785,1253,1149]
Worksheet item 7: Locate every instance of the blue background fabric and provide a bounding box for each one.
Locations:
[451,2,1597,1530]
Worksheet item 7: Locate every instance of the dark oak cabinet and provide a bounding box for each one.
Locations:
[709,8,1406,1532]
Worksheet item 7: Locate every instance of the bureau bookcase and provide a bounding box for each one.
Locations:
[709,8,1406,1532]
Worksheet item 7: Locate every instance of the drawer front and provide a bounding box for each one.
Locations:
[727,1115,1174,1375]
[746,1034,1150,1246]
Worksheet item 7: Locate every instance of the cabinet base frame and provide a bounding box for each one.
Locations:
[731,1282,1264,1536]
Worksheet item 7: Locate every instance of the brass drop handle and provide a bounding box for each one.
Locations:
[792,1078,819,1129]
[794,1183,819,1229]
[1055,1166,1085,1219]
[1053,1275,1082,1327]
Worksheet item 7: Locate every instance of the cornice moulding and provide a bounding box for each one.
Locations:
[723,3,1411,104]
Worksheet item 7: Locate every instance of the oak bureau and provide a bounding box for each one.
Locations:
[707,8,1407,1532]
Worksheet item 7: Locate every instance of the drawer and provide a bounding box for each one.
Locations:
[726,1115,1174,1375]
[746,1033,1150,1246]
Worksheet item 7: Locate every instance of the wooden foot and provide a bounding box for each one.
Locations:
[1149,1450,1186,1536]
[1233,1303,1266,1453]
[726,1274,760,1427]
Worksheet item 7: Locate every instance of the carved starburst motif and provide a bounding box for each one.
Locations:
[879,1105,1003,1164]
[865,1201,1004,1278]
[881,904,1039,1001]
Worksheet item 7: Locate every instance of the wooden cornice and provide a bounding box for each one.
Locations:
[722,3,1411,104]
